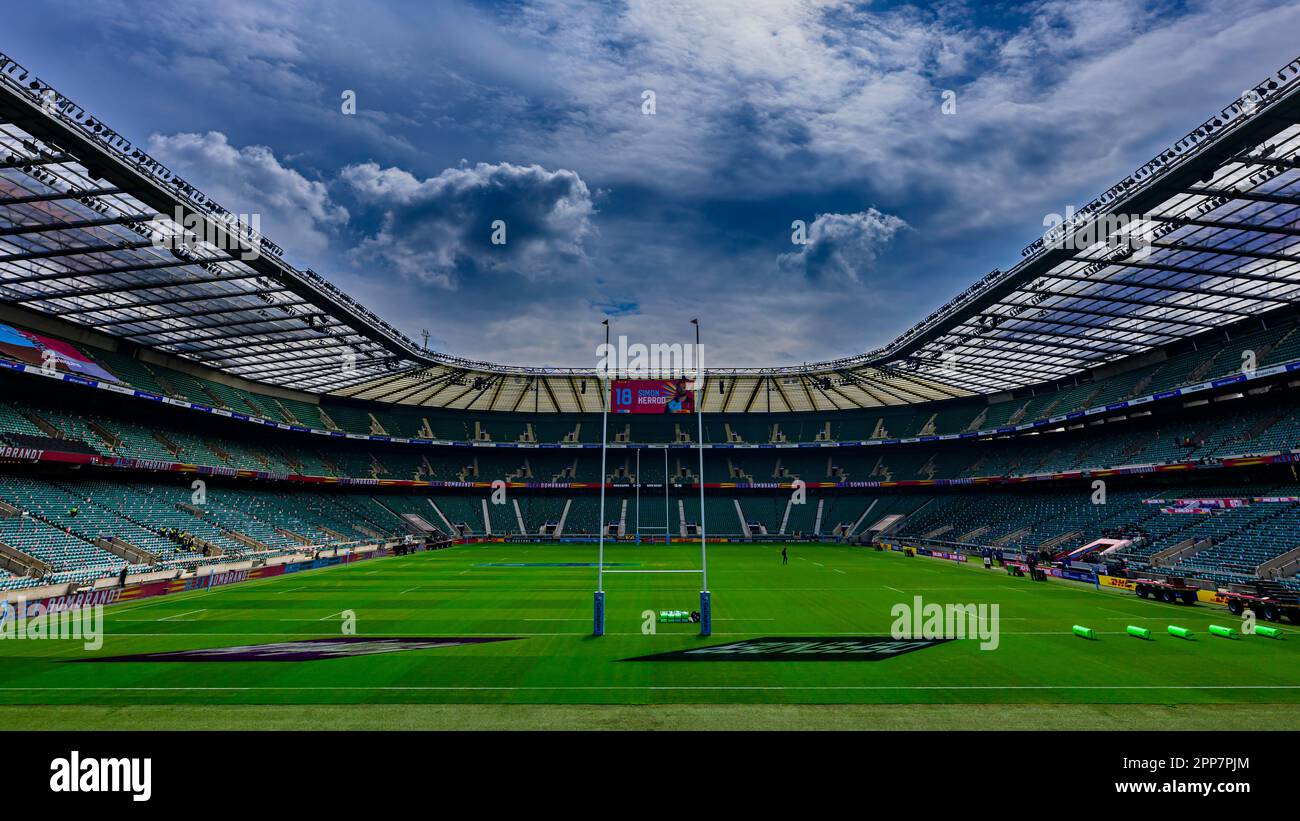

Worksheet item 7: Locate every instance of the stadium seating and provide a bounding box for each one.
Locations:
[0,473,425,590]
[0,464,1298,591]
[4,313,1300,592]
[4,389,1300,490]
[6,316,1300,447]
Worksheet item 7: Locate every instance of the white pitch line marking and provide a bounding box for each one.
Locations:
[6,684,1300,693]
[81,628,1094,638]
[157,609,205,622]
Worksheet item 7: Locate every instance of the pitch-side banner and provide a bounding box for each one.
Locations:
[611,380,696,414]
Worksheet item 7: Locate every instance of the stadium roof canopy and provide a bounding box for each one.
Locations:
[1,50,1299,413]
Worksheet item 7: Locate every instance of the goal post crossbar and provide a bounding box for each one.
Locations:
[603,569,703,574]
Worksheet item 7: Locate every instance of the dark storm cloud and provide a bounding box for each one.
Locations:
[340,160,596,288]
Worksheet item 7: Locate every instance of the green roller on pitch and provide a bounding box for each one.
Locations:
[657,610,691,624]
[1126,625,1151,640]
[1071,625,1094,640]
[1167,625,1194,639]
[1209,624,1236,639]
[1255,625,1284,639]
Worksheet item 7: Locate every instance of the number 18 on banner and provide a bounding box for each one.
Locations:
[611,379,696,414]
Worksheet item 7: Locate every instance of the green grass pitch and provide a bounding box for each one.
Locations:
[3,542,1299,730]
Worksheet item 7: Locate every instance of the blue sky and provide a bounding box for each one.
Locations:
[7,0,1299,366]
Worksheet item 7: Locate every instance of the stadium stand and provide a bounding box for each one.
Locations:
[2,47,1300,597]
[1,372,1299,590]
[4,317,1300,447]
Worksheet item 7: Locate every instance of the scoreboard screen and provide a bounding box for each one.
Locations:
[611,379,696,414]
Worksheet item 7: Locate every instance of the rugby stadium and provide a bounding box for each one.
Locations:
[4,31,1300,740]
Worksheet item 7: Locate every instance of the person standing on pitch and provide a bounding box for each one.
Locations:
[781,546,788,565]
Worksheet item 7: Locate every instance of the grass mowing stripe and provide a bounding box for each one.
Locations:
[5,684,1300,691]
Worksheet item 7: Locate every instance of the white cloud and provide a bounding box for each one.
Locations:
[146,131,348,260]
[778,210,909,283]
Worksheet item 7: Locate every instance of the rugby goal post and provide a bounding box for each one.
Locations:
[594,319,710,637]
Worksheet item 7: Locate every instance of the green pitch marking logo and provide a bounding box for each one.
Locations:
[623,637,946,662]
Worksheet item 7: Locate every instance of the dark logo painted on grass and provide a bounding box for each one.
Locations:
[624,636,946,662]
[73,637,519,662]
